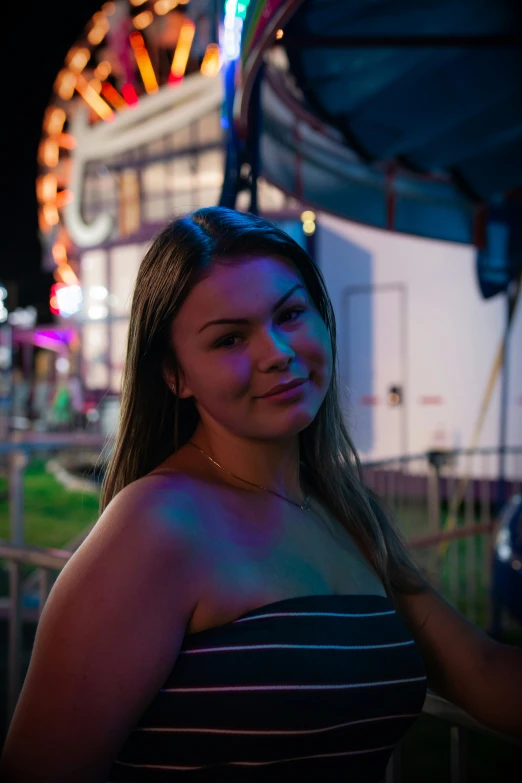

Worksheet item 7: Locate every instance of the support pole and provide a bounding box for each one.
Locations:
[218,60,241,209]
[497,288,511,513]
[7,443,28,724]
[248,65,264,216]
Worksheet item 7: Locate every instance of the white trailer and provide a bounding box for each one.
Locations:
[316,212,522,472]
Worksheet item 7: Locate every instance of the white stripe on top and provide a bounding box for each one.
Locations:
[134,712,420,735]
[180,639,414,654]
[161,675,426,693]
[113,743,396,771]
[233,609,396,623]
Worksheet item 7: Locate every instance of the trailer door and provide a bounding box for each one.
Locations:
[342,284,407,459]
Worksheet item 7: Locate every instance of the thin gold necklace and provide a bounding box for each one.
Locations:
[187,441,312,512]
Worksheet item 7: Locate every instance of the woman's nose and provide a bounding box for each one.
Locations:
[256,330,295,370]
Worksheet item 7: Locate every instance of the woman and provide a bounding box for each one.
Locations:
[1,207,521,782]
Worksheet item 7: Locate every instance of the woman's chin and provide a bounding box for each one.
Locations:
[255,407,317,440]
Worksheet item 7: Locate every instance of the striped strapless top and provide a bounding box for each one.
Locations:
[109,594,427,782]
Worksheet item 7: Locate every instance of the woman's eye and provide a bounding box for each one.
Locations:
[214,307,305,349]
[280,306,305,323]
[215,334,242,349]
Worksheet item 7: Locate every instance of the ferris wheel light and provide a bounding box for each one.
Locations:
[38,139,59,168]
[75,74,115,122]
[88,25,109,46]
[55,266,79,287]
[87,11,111,46]
[38,207,49,233]
[154,0,179,14]
[130,31,145,49]
[121,82,139,105]
[133,10,153,30]
[55,190,74,208]
[170,20,195,81]
[94,60,112,81]
[130,32,159,94]
[44,107,66,135]
[200,43,220,77]
[89,78,103,94]
[43,203,59,226]
[54,69,76,100]
[52,243,68,264]
[101,82,128,111]
[37,174,58,203]
[55,133,77,150]
[66,47,91,74]
[40,0,208,257]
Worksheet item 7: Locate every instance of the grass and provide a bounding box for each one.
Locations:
[0,457,100,596]
[0,460,519,636]
[0,457,100,548]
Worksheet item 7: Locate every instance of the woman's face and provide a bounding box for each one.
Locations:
[169,255,333,442]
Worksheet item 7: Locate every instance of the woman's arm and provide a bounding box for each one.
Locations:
[478,638,522,738]
[0,476,202,782]
[391,582,522,738]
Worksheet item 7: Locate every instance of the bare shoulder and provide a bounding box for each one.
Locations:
[134,465,223,536]
[108,468,205,540]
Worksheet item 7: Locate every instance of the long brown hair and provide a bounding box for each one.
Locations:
[99,207,429,596]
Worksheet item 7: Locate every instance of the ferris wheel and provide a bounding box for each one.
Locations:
[37,0,221,315]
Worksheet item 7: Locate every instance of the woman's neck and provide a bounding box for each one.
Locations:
[189,427,305,502]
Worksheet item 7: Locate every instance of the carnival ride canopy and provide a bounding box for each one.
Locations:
[239,0,522,284]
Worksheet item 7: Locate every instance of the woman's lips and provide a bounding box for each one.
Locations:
[258,379,308,401]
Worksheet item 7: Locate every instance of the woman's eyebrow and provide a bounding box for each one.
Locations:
[198,283,306,333]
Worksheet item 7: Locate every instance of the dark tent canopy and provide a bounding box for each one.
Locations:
[230,0,522,293]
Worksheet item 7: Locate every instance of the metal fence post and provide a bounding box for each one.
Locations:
[450,725,468,783]
[385,740,402,783]
[7,443,28,724]
[427,459,441,587]
[428,462,440,533]
[6,560,22,727]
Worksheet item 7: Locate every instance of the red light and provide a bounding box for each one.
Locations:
[129,31,145,49]
[49,283,64,315]
[122,82,139,105]
[101,82,127,110]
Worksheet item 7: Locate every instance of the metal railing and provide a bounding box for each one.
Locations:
[385,690,522,782]
[0,434,108,723]
[363,446,522,628]
[1,539,521,783]
[1,438,521,781]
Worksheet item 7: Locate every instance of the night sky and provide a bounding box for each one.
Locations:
[2,1,100,321]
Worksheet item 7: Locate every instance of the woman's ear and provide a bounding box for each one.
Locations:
[176,379,195,399]
[163,365,193,399]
